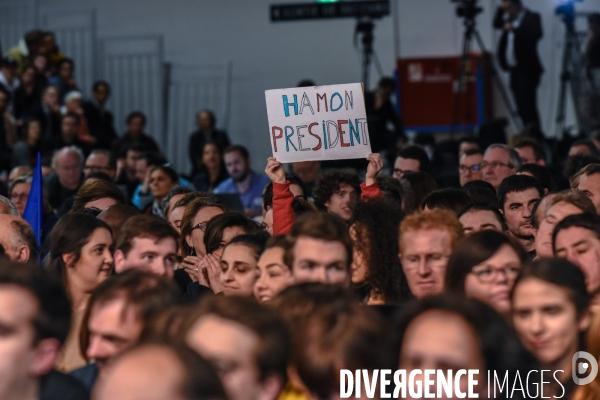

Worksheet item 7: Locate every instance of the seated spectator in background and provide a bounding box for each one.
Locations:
[554,213,600,299]
[364,76,402,154]
[192,141,228,193]
[458,136,479,156]
[49,113,90,155]
[291,160,320,195]
[497,175,543,255]
[285,212,351,286]
[115,143,142,198]
[517,163,555,193]
[0,57,19,113]
[112,111,159,158]
[421,188,473,215]
[403,171,438,212]
[0,87,16,169]
[188,109,230,176]
[96,204,139,241]
[312,169,360,222]
[131,151,167,210]
[13,66,45,120]
[114,215,179,279]
[512,258,591,398]
[569,139,600,158]
[461,179,498,206]
[82,81,117,149]
[513,137,546,165]
[534,191,594,258]
[576,164,600,214]
[92,343,226,400]
[72,270,180,392]
[482,144,521,189]
[5,30,47,74]
[253,235,293,303]
[458,148,483,186]
[214,145,270,216]
[399,209,464,299]
[146,165,178,215]
[49,58,78,102]
[446,230,526,318]
[69,180,125,214]
[0,214,37,262]
[27,85,63,145]
[396,294,539,399]
[47,213,114,372]
[46,146,83,210]
[458,203,505,234]
[62,92,96,145]
[83,149,116,180]
[392,145,430,178]
[161,185,194,221]
[0,261,87,400]
[349,197,407,304]
[8,165,33,182]
[0,195,17,216]
[566,156,600,188]
[8,176,31,216]
[179,296,289,400]
[219,233,268,297]
[11,119,42,168]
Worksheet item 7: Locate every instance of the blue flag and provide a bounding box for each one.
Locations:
[23,153,43,245]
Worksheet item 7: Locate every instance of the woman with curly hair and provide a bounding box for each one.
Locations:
[349,197,409,304]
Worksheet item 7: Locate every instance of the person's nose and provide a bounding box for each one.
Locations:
[417,258,431,276]
[86,336,108,360]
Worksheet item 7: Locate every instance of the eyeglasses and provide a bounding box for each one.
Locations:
[190,222,208,232]
[459,164,481,174]
[470,265,520,283]
[479,161,513,170]
[10,193,28,201]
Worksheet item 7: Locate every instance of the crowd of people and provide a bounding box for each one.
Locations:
[2,12,600,400]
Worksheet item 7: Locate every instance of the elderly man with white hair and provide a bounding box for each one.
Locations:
[45,146,84,210]
[481,144,522,190]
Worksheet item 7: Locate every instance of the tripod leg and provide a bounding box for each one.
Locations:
[451,30,473,136]
[472,30,523,132]
[556,31,572,138]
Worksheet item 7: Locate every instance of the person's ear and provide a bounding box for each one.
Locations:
[256,374,285,400]
[30,338,61,377]
[113,249,125,273]
[579,309,592,332]
[16,245,30,263]
[61,253,75,268]
[185,233,194,249]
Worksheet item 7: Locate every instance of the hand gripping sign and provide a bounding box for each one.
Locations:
[265,83,372,163]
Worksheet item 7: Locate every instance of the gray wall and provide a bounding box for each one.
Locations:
[28,0,600,169]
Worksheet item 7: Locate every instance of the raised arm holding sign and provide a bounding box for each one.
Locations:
[265,83,372,163]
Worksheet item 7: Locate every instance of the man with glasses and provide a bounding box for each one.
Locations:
[458,149,484,187]
[84,149,116,179]
[114,214,179,279]
[399,209,464,299]
[392,145,430,179]
[482,144,522,190]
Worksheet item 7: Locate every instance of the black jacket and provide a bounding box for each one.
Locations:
[81,101,117,149]
[494,7,544,76]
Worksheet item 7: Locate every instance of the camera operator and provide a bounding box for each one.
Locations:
[582,13,600,131]
[493,0,544,130]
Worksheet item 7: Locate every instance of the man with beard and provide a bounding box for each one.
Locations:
[214,145,269,217]
[497,175,543,257]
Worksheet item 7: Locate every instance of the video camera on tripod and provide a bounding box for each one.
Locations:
[451,0,483,22]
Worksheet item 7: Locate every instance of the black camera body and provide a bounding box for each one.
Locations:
[452,0,483,21]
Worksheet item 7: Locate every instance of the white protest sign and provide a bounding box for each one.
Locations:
[265,83,371,163]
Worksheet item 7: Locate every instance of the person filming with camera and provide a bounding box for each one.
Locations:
[493,0,544,130]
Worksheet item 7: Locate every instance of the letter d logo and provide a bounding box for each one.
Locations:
[572,351,599,385]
